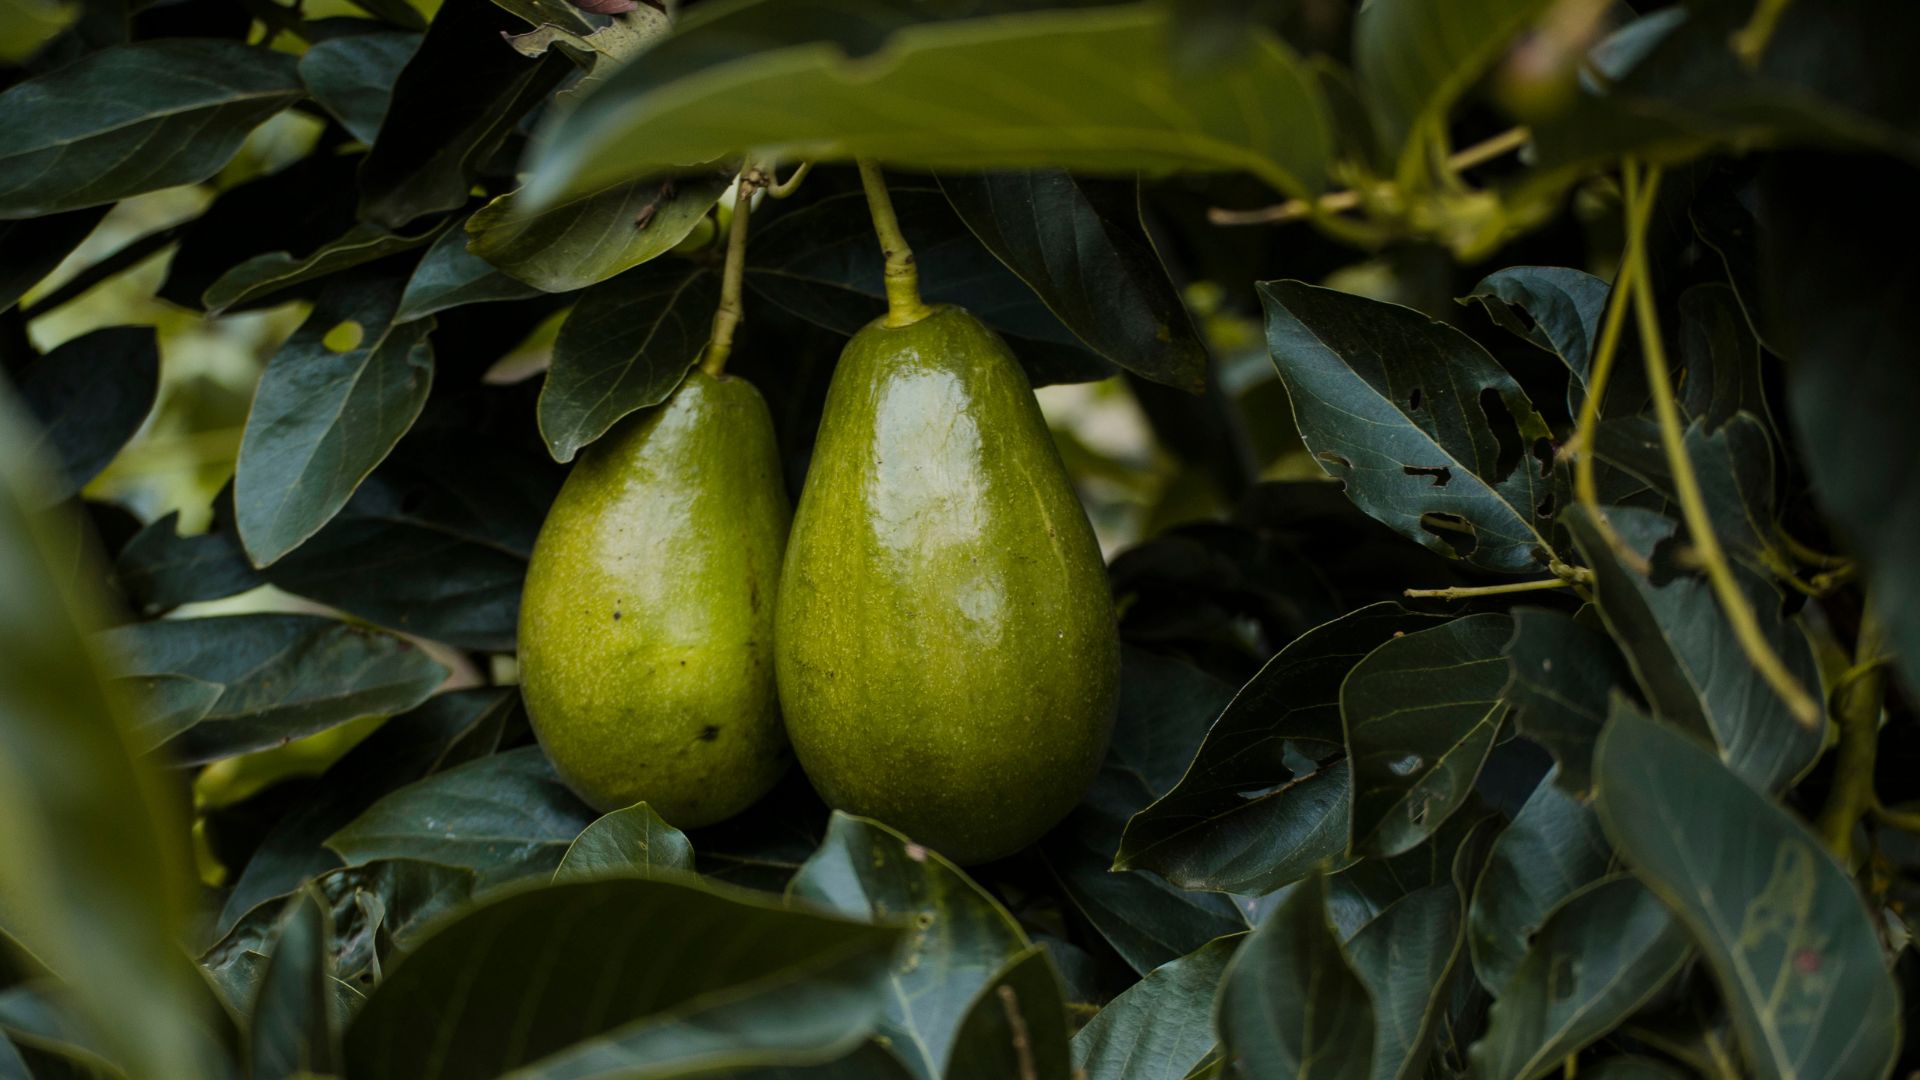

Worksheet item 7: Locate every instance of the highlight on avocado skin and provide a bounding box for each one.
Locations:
[775,305,1122,865]
[518,370,793,827]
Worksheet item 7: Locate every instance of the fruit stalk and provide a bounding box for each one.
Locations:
[701,163,765,377]
[855,158,932,327]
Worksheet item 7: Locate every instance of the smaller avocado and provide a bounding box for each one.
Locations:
[518,371,791,827]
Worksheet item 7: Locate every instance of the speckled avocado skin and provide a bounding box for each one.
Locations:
[518,371,791,826]
[775,305,1120,864]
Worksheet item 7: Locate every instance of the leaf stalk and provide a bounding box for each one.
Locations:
[855,158,932,327]
[700,163,765,377]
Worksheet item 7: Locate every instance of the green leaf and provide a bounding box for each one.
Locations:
[1216,871,1374,1080]
[1467,875,1689,1080]
[526,2,1331,205]
[0,207,107,312]
[357,0,571,228]
[0,39,302,218]
[99,612,446,764]
[1344,883,1463,1080]
[342,876,905,1080]
[1466,770,1613,995]
[1564,505,1822,792]
[744,183,1113,386]
[327,745,596,889]
[555,802,696,881]
[1583,413,1783,573]
[788,813,1026,1080]
[945,946,1073,1080]
[0,981,120,1074]
[234,273,436,566]
[395,217,546,321]
[115,509,263,617]
[1353,0,1553,181]
[1119,604,1446,894]
[1259,280,1559,574]
[1676,283,1769,433]
[0,388,219,1077]
[468,173,731,293]
[1594,699,1900,1080]
[0,0,74,63]
[298,31,419,145]
[1501,607,1634,794]
[1038,648,1246,975]
[203,221,443,315]
[1071,933,1242,1080]
[1345,613,1510,858]
[249,890,342,1080]
[539,261,719,463]
[14,326,159,502]
[1460,266,1610,414]
[937,170,1206,391]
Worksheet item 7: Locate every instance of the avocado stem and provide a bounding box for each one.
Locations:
[701,163,765,377]
[855,158,933,327]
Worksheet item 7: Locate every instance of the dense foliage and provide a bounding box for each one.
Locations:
[2,0,1918,1078]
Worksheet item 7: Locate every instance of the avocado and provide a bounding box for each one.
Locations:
[775,305,1120,864]
[518,371,791,827]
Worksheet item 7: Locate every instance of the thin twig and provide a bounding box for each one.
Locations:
[700,164,765,377]
[765,161,812,199]
[997,985,1038,1080]
[1404,577,1576,601]
[1818,610,1889,861]
[855,158,931,326]
[1209,126,1531,226]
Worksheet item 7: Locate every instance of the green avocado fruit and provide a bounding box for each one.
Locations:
[518,370,792,827]
[775,305,1120,864]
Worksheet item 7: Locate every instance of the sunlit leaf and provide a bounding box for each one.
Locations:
[467,173,730,293]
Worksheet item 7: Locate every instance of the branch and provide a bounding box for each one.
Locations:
[1209,126,1531,227]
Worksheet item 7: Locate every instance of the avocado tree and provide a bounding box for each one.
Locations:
[2,0,1917,1077]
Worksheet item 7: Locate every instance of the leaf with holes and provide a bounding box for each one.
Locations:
[1071,933,1241,1080]
[0,39,302,218]
[1564,505,1822,792]
[234,272,435,567]
[14,327,159,503]
[1216,871,1373,1080]
[467,173,731,294]
[1344,613,1510,858]
[341,876,904,1079]
[1259,280,1559,574]
[525,3,1331,205]
[788,813,1026,1080]
[554,802,695,881]
[539,261,719,463]
[1501,607,1634,795]
[1119,604,1447,895]
[98,613,447,765]
[1594,699,1900,1080]
[1460,266,1610,414]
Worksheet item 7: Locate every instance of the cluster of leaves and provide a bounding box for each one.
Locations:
[3,0,1919,1079]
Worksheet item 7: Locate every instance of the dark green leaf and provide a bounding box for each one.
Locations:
[215,688,515,936]
[527,4,1330,206]
[0,388,219,1076]
[468,173,730,293]
[1120,604,1447,894]
[1345,882,1464,1080]
[0,982,118,1074]
[1353,0,1553,180]
[298,30,419,144]
[945,946,1072,1080]
[114,509,263,617]
[1460,266,1610,413]
[745,184,1115,386]
[938,170,1206,391]
[394,216,546,321]
[788,813,1026,1080]
[1071,933,1242,1080]
[234,273,435,566]
[1501,607,1633,794]
[248,890,341,1080]
[1466,770,1612,995]
[327,745,595,889]
[1216,871,1373,1080]
[1677,282,1768,433]
[0,40,302,217]
[1259,280,1559,574]
[554,802,695,881]
[1039,648,1246,975]
[1584,413,1782,572]
[1467,875,1689,1080]
[0,208,107,312]
[1327,808,1494,940]
[1595,699,1899,1080]
[1564,505,1822,792]
[342,876,905,1080]
[539,261,718,463]
[203,221,442,315]
[357,0,572,227]
[1345,613,1510,858]
[156,149,363,312]
[99,613,446,764]
[14,327,158,502]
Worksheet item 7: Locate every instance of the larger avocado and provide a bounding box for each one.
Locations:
[518,371,791,827]
[775,305,1120,864]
